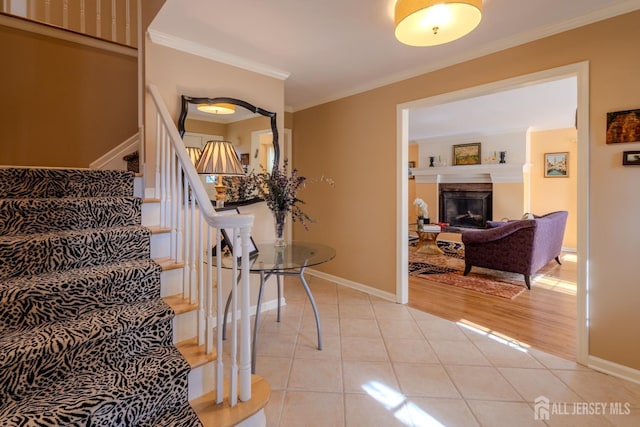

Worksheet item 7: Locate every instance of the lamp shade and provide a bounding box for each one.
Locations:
[196,103,236,115]
[395,0,482,46]
[196,140,245,176]
[185,146,202,166]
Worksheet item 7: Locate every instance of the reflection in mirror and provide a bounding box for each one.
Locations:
[178,96,279,174]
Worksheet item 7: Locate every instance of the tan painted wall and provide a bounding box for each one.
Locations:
[144,41,284,185]
[0,21,137,167]
[184,118,227,137]
[530,128,578,249]
[293,11,640,370]
[493,183,525,223]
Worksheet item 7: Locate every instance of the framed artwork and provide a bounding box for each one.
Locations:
[544,152,569,177]
[213,207,259,258]
[606,109,640,143]
[622,151,640,166]
[452,143,481,166]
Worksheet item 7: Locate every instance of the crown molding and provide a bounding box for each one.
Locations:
[147,29,290,81]
[291,0,640,112]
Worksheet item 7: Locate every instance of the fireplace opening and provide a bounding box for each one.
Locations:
[439,183,492,229]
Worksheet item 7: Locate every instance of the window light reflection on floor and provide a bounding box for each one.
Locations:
[362,381,445,427]
[457,319,530,352]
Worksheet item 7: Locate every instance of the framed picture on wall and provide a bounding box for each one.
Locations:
[452,143,481,166]
[622,151,640,165]
[606,109,640,143]
[544,152,569,177]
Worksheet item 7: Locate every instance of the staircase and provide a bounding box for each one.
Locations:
[0,167,269,426]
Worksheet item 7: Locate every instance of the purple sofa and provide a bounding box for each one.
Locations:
[461,211,568,289]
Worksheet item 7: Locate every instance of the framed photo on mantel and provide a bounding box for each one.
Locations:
[452,143,481,166]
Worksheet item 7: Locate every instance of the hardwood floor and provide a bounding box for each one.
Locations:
[409,251,578,361]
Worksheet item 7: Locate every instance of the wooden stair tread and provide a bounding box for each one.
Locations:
[143,198,161,203]
[191,375,271,427]
[176,337,217,369]
[154,257,184,271]
[164,294,198,315]
[147,225,170,234]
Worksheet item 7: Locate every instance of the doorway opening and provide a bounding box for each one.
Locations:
[396,62,589,364]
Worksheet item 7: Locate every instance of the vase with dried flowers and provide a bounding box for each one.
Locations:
[251,160,314,247]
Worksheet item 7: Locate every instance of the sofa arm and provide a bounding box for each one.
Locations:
[462,220,536,244]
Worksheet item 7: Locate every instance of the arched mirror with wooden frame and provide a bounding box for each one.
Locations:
[178,95,279,174]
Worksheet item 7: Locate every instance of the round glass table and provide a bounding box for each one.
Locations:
[220,241,336,373]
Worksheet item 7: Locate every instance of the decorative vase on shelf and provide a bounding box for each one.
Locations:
[273,210,287,247]
[499,151,506,164]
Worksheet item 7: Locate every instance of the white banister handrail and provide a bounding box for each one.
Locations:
[147,82,254,405]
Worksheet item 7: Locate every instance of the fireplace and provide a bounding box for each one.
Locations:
[439,183,492,229]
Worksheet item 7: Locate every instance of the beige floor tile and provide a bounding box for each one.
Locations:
[415,318,470,342]
[339,318,381,338]
[337,287,371,305]
[287,358,343,392]
[406,397,480,427]
[338,303,375,319]
[279,391,345,427]
[342,360,399,394]
[394,363,460,398]
[294,334,341,360]
[384,338,439,364]
[604,407,640,427]
[258,312,302,336]
[529,348,589,370]
[553,370,640,408]
[407,306,443,322]
[499,367,584,403]
[429,340,491,366]
[378,319,423,340]
[255,356,292,390]
[545,411,616,427]
[467,400,546,427]
[474,338,544,368]
[303,302,338,320]
[300,314,340,337]
[372,302,414,321]
[341,336,389,362]
[445,365,521,401]
[255,332,298,358]
[264,389,284,427]
[344,393,413,427]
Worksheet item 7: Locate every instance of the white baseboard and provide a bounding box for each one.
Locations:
[306,269,397,303]
[588,355,640,385]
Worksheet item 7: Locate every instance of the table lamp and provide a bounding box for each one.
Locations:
[196,140,245,207]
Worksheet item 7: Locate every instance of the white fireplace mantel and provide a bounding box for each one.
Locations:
[411,163,526,184]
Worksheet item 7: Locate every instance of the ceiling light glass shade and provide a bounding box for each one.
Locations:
[185,147,202,166]
[196,140,245,176]
[395,0,482,46]
[196,103,236,115]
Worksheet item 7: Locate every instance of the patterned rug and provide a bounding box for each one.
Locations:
[409,251,528,299]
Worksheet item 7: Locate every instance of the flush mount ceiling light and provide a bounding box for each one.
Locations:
[196,103,236,115]
[395,0,482,46]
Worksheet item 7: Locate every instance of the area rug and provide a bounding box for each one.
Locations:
[409,251,527,299]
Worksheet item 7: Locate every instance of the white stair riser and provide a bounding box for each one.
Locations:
[141,202,160,226]
[150,232,170,259]
[187,363,215,401]
[173,310,198,343]
[160,268,184,298]
[133,177,144,199]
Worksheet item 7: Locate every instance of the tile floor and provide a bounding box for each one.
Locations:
[249,275,639,427]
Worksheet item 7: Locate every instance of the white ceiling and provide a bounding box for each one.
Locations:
[150,0,639,137]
